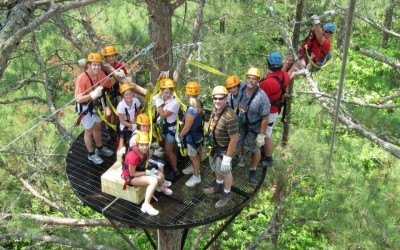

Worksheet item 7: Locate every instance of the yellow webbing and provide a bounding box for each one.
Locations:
[96,108,116,131]
[187,60,227,77]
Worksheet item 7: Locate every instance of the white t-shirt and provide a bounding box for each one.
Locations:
[117,98,141,130]
[161,98,180,128]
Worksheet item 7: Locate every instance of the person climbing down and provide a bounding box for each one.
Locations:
[152,78,180,180]
[259,52,291,168]
[283,15,335,76]
[116,83,141,151]
[75,52,114,165]
[122,131,173,216]
[175,81,204,187]
[128,113,172,189]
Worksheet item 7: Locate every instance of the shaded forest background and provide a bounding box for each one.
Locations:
[0,0,399,249]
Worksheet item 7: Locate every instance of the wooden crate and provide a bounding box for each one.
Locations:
[101,162,146,205]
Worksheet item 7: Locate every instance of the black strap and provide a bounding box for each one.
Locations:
[238,87,259,123]
[208,106,228,146]
[269,72,286,106]
[124,107,130,122]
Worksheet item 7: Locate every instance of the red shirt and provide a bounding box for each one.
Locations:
[259,70,290,114]
[299,34,331,62]
[124,147,147,173]
[75,69,112,99]
[113,61,128,74]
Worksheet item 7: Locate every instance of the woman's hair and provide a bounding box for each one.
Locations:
[189,95,204,116]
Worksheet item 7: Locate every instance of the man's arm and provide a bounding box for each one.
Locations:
[226,133,238,157]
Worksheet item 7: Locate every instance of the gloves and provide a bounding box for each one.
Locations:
[323,10,336,16]
[221,155,232,173]
[126,76,132,82]
[90,86,103,99]
[145,170,151,176]
[78,58,87,66]
[310,14,320,25]
[152,93,164,108]
[151,142,160,149]
[153,147,164,157]
[114,69,126,78]
[131,123,137,131]
[175,133,182,147]
[256,134,266,148]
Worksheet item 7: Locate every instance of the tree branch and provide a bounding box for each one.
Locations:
[174,0,205,82]
[0,96,47,104]
[377,92,400,104]
[0,232,118,250]
[171,0,186,12]
[297,90,400,109]
[355,45,400,70]
[337,6,400,39]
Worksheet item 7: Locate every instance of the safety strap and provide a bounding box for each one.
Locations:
[237,86,259,123]
[208,106,228,146]
[105,91,118,116]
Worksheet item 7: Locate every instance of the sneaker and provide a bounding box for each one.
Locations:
[238,155,245,167]
[185,175,201,187]
[95,147,113,157]
[249,169,257,183]
[182,164,194,175]
[163,179,172,187]
[88,154,104,165]
[203,183,224,195]
[156,185,173,195]
[166,169,180,180]
[260,157,273,168]
[141,203,159,216]
[215,192,232,209]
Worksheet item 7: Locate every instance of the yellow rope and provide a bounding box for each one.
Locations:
[105,92,118,116]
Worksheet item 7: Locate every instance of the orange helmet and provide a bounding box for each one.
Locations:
[102,46,117,56]
[135,131,150,144]
[136,114,150,125]
[160,78,175,89]
[212,86,228,96]
[225,75,241,89]
[119,83,134,94]
[246,67,261,78]
[87,53,102,63]
[185,81,200,95]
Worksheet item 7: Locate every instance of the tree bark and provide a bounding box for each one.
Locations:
[355,45,400,70]
[280,0,304,147]
[157,229,183,250]
[380,0,395,48]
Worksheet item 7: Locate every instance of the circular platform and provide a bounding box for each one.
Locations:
[66,128,267,229]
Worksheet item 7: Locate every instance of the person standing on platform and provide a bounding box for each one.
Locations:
[226,75,245,113]
[75,52,114,165]
[203,86,238,209]
[259,52,290,168]
[176,81,204,187]
[152,78,180,180]
[236,67,270,183]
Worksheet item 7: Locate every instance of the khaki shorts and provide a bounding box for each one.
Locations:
[209,150,231,176]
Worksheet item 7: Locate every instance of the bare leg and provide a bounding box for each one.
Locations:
[264,136,273,158]
[250,150,261,170]
[93,122,103,147]
[164,141,177,170]
[189,155,201,177]
[84,127,94,152]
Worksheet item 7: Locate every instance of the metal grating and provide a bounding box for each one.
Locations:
[66,128,267,229]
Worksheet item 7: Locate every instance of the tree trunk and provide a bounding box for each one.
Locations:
[146,0,174,83]
[281,0,304,147]
[380,0,395,48]
[218,18,225,72]
[157,229,183,250]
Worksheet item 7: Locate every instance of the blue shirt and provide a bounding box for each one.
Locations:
[238,87,270,133]
[184,106,203,143]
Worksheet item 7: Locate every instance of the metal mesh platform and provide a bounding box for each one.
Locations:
[66,128,267,229]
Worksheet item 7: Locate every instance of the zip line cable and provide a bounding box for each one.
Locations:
[323,0,357,212]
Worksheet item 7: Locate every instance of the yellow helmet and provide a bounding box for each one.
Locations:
[160,78,175,89]
[102,46,117,56]
[136,114,150,125]
[212,86,228,96]
[185,81,200,95]
[87,53,102,63]
[135,131,150,144]
[119,83,134,94]
[246,67,261,78]
[225,75,241,89]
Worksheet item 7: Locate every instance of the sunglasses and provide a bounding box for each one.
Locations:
[213,97,225,101]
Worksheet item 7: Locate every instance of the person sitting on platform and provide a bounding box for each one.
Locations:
[203,86,238,209]
[152,78,180,180]
[129,113,172,189]
[116,83,141,151]
[123,131,173,216]
[176,81,204,187]
[75,52,114,165]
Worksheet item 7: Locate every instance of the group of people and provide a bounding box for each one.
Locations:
[74,17,335,216]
